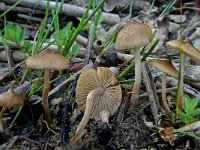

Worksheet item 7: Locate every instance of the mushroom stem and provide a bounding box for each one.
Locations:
[100,110,110,123]
[76,87,104,133]
[129,50,142,112]
[42,69,51,124]
[162,73,171,113]
[0,106,7,132]
[70,87,104,144]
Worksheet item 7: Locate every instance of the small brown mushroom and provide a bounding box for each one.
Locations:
[69,67,122,144]
[25,50,69,124]
[148,58,179,113]
[0,85,28,132]
[115,21,153,112]
[166,40,200,64]
[166,40,200,108]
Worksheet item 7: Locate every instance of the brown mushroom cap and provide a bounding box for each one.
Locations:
[166,40,200,63]
[25,50,69,70]
[147,58,179,79]
[76,67,122,120]
[115,21,153,52]
[0,89,26,108]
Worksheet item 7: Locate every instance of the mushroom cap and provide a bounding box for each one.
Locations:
[115,21,153,52]
[76,67,122,120]
[166,40,200,63]
[0,89,26,108]
[25,50,69,70]
[147,58,179,79]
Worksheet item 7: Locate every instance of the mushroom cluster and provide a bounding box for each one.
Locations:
[25,50,69,124]
[70,67,122,144]
[115,21,153,112]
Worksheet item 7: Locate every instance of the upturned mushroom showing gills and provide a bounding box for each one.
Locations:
[148,58,179,113]
[25,50,69,124]
[115,21,153,112]
[69,67,122,144]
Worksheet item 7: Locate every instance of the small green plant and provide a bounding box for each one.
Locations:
[53,23,73,49]
[177,95,200,125]
[51,117,58,128]
[4,23,25,47]
[52,22,80,59]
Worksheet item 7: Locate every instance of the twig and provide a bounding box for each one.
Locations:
[0,61,25,82]
[142,62,159,123]
[7,135,20,149]
[0,50,29,63]
[61,78,77,145]
[48,63,93,97]
[0,3,44,15]
[18,14,43,22]
[165,77,200,99]
[139,87,177,97]
[116,97,130,125]
[178,21,200,39]
[2,0,120,25]
[42,120,58,137]
[83,32,92,66]
[0,38,132,63]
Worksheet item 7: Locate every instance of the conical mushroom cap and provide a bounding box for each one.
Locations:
[115,21,153,52]
[148,58,179,79]
[76,67,122,120]
[25,50,69,70]
[166,40,200,63]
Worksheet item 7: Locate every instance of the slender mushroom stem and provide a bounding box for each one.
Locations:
[0,106,7,132]
[69,87,104,144]
[162,73,171,113]
[100,110,110,123]
[129,50,142,112]
[42,69,51,124]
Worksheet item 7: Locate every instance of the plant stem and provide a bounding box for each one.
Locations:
[176,0,183,118]
[129,0,134,19]
[63,0,105,56]
[0,0,22,18]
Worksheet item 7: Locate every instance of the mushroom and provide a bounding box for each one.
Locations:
[25,50,69,124]
[69,67,122,144]
[166,40,200,108]
[115,21,153,112]
[0,82,30,132]
[147,58,179,113]
[166,40,200,64]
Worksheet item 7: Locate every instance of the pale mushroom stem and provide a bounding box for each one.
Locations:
[0,106,7,132]
[129,49,142,112]
[76,87,104,133]
[100,110,110,123]
[69,87,104,144]
[42,69,51,124]
[162,73,171,113]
